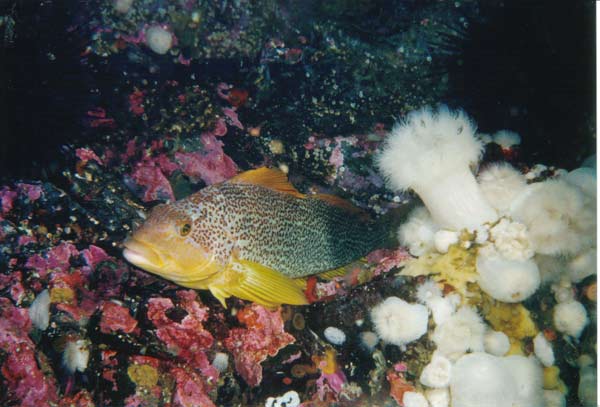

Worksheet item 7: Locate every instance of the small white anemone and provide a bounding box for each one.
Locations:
[431,306,486,360]
[397,206,438,256]
[483,330,510,356]
[145,25,173,55]
[533,332,555,367]
[510,179,595,255]
[370,297,429,347]
[425,388,450,407]
[553,300,589,338]
[416,279,442,305]
[567,248,597,283]
[433,230,459,253]
[477,163,527,215]
[476,244,540,303]
[376,105,497,231]
[420,351,452,388]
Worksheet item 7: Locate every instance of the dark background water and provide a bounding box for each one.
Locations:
[0,0,595,179]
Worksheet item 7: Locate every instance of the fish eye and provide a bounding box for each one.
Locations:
[179,223,192,236]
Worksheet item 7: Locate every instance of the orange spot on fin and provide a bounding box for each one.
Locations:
[228,167,304,198]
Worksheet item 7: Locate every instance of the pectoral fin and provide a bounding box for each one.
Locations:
[208,258,308,308]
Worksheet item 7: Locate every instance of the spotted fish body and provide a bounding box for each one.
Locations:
[179,182,383,277]
[123,168,387,306]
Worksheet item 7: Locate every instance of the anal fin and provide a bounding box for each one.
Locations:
[208,258,308,308]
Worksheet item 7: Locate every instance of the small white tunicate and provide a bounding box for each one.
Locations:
[212,352,229,373]
[29,289,51,331]
[324,326,346,345]
[63,339,90,373]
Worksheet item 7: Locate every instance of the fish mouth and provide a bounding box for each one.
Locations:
[123,238,164,269]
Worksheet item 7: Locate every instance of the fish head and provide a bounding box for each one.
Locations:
[123,201,217,286]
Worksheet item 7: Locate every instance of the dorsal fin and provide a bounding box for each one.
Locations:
[228,167,305,198]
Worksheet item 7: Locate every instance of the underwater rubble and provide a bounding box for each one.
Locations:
[0,0,596,406]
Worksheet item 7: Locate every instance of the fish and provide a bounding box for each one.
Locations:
[123,167,388,307]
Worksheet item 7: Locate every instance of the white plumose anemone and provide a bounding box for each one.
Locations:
[419,351,452,388]
[553,300,589,338]
[488,218,534,261]
[397,206,438,256]
[376,105,497,231]
[450,352,515,407]
[427,294,460,326]
[483,330,510,356]
[403,391,429,407]
[563,167,596,198]
[510,179,595,255]
[145,25,173,55]
[502,355,544,407]
[477,163,527,215]
[476,245,540,303]
[431,306,485,360]
[370,297,428,347]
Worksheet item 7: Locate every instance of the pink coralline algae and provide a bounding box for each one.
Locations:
[129,89,145,115]
[57,390,95,407]
[16,183,44,202]
[223,107,244,129]
[366,247,412,276]
[100,301,138,334]
[224,304,295,387]
[80,244,110,269]
[130,159,176,202]
[0,298,58,407]
[147,290,217,381]
[171,366,217,407]
[76,148,104,165]
[175,132,238,185]
[25,241,79,278]
[0,186,18,214]
[0,271,26,304]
